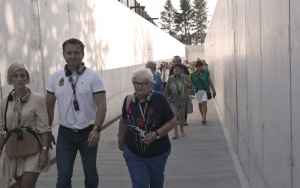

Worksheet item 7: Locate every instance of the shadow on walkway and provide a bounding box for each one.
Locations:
[2,97,247,188]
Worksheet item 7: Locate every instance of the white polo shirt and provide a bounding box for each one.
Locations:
[47,67,106,129]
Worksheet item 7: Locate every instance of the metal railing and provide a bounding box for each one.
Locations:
[117,0,158,26]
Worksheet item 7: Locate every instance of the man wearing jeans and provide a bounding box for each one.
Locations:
[46,38,107,188]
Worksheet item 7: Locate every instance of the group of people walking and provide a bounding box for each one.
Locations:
[144,55,216,138]
[0,38,216,188]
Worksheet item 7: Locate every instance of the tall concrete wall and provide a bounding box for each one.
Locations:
[0,0,185,125]
[205,0,300,187]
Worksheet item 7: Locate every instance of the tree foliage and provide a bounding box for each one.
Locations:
[192,0,208,44]
[160,0,208,45]
[160,0,177,37]
[174,0,194,44]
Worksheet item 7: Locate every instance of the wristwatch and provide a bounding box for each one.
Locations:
[93,126,102,133]
[154,130,160,139]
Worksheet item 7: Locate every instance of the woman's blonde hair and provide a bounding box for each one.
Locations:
[7,62,30,85]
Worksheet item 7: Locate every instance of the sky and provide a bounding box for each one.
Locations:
[137,0,218,27]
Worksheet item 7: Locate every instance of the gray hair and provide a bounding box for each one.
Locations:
[145,61,157,68]
[131,69,153,82]
[7,62,30,85]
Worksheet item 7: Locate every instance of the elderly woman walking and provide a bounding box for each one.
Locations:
[164,63,192,139]
[146,61,164,92]
[118,69,176,188]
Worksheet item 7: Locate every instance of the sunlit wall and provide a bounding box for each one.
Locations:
[205,0,300,187]
[0,0,185,124]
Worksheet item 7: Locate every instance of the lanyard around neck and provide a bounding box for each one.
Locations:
[138,102,148,121]
[69,74,79,100]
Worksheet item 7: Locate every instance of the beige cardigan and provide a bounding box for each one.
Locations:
[0,90,52,181]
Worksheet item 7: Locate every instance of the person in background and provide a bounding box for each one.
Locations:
[46,38,107,188]
[169,56,190,126]
[190,60,216,124]
[118,69,176,188]
[146,61,164,92]
[169,56,189,76]
[183,59,189,66]
[203,60,209,71]
[188,62,195,74]
[197,58,209,71]
[161,61,170,91]
[188,62,196,96]
[164,64,192,139]
[158,62,165,75]
[0,62,51,187]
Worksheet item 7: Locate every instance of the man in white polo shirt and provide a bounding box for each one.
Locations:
[46,38,107,188]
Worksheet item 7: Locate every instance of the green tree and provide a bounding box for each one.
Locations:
[160,0,177,37]
[174,0,194,44]
[192,0,208,44]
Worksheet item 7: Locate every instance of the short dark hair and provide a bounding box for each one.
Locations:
[62,38,85,54]
[173,63,182,70]
[173,55,182,63]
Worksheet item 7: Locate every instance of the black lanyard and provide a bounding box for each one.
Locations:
[69,75,79,100]
[69,75,80,111]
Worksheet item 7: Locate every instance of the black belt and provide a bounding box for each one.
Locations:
[60,124,94,133]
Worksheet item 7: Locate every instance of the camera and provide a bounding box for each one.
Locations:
[73,100,80,111]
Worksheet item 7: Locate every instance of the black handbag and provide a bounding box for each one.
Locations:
[206,91,212,100]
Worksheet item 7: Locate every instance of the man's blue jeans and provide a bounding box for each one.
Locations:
[56,126,99,188]
[123,145,171,188]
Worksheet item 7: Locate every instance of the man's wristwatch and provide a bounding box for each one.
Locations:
[154,130,160,139]
[93,126,102,133]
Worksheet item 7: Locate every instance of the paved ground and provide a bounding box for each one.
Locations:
[1,97,247,188]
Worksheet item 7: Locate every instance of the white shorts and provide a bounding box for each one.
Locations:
[195,90,208,103]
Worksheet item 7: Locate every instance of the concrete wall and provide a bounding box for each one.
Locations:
[185,45,204,62]
[0,0,185,125]
[205,0,300,187]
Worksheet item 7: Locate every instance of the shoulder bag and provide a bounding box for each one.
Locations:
[186,97,193,114]
[183,75,193,114]
[2,96,42,158]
